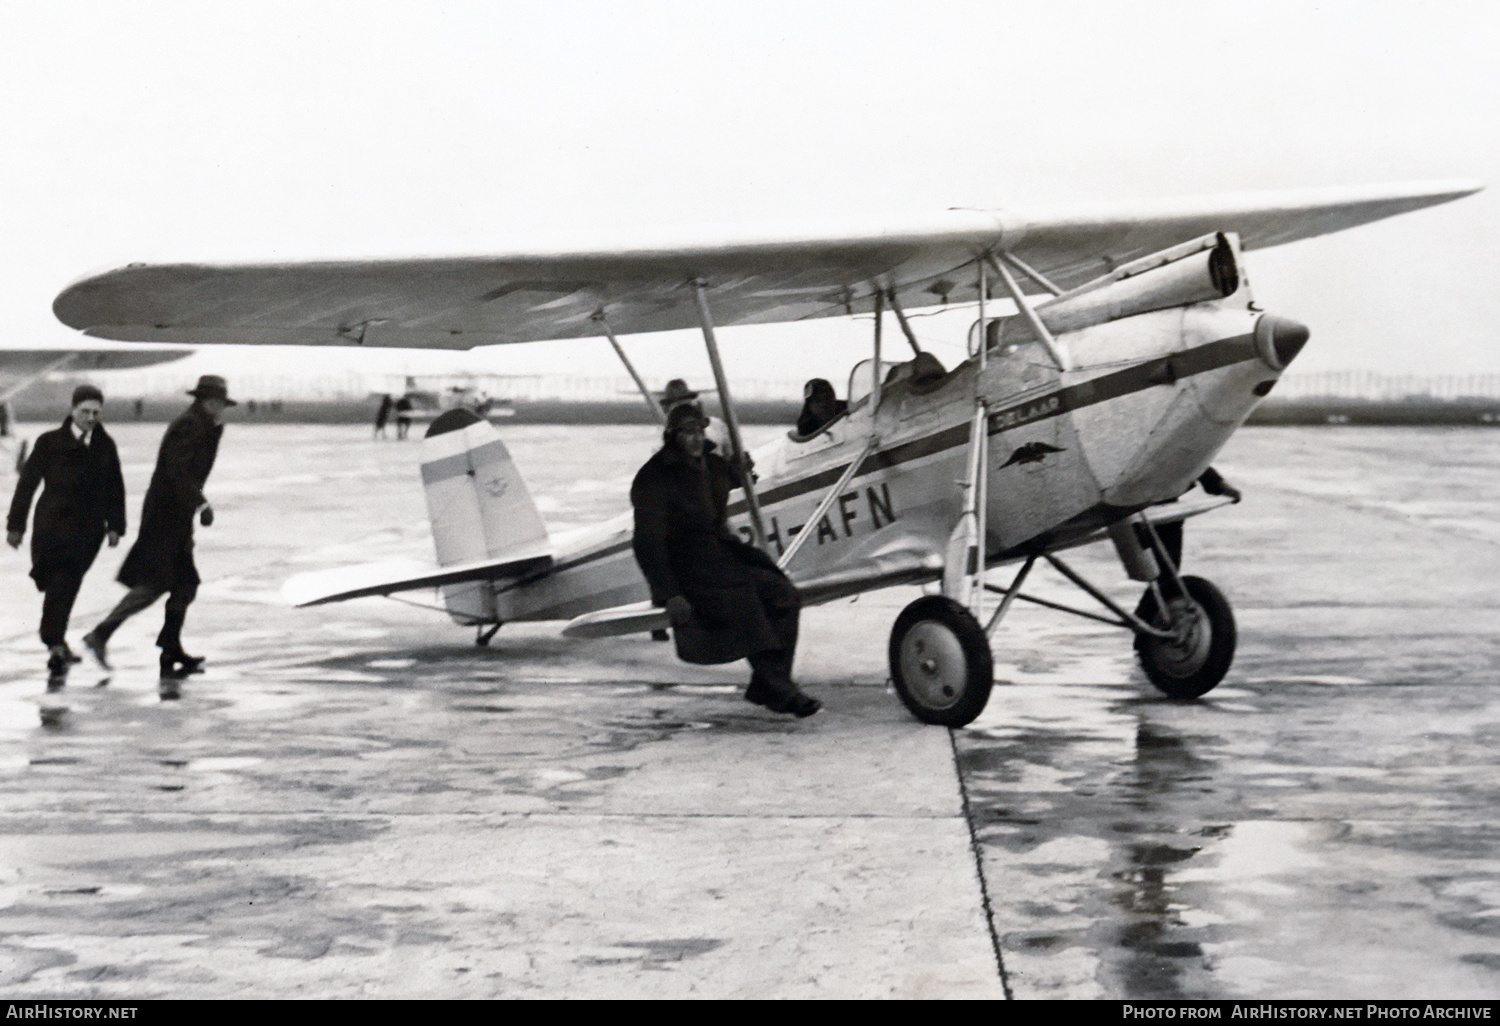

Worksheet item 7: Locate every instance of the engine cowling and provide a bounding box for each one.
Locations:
[1038,231,1240,334]
[982,232,1243,350]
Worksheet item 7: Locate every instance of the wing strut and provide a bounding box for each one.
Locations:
[998,252,1062,297]
[777,435,877,571]
[594,312,664,425]
[691,280,769,552]
[885,290,923,356]
[988,254,1071,372]
[944,259,991,618]
[0,353,77,404]
[974,259,989,621]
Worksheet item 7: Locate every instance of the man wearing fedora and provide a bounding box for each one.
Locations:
[7,385,127,676]
[82,375,234,678]
[631,403,820,718]
[657,378,730,452]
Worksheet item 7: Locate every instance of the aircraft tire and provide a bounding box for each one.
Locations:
[1133,575,1236,700]
[889,596,994,727]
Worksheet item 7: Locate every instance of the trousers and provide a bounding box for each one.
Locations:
[37,565,88,648]
[92,578,198,654]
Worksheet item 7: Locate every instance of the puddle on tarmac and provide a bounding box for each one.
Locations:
[187,757,265,772]
[0,696,41,734]
[957,686,1346,998]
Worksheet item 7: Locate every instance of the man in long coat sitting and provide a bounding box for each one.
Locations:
[82,375,234,679]
[6,385,126,675]
[630,403,820,717]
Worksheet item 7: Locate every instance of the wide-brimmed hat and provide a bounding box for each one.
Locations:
[186,374,237,405]
[658,378,700,409]
[665,402,710,432]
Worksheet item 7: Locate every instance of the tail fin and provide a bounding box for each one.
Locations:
[420,408,548,623]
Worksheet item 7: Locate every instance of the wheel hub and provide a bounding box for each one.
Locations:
[1147,596,1212,678]
[899,621,969,710]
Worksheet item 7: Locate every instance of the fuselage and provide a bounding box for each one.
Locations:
[476,281,1293,626]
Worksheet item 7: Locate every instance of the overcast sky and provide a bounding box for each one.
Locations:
[3,0,1496,389]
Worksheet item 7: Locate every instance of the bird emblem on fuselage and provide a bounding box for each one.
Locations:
[1000,441,1066,468]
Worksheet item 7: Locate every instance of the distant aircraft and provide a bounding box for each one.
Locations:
[377,375,520,420]
[53,180,1481,725]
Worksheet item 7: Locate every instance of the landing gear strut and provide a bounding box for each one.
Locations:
[886,512,1239,725]
[1133,575,1236,699]
[475,623,501,647]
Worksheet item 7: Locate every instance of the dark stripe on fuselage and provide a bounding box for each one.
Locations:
[495,537,635,592]
[513,333,1259,587]
[726,332,1259,516]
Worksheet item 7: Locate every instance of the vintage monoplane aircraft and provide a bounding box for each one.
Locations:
[52,180,1480,725]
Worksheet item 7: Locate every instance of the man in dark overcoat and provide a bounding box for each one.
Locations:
[82,375,234,678]
[630,403,820,717]
[6,385,126,675]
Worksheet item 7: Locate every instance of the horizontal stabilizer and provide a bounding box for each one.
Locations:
[561,601,670,640]
[282,543,553,607]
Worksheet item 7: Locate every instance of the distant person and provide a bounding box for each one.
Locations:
[0,400,10,437]
[630,403,820,717]
[374,394,393,438]
[395,395,414,439]
[132,398,144,420]
[6,385,126,676]
[82,375,234,679]
[795,378,847,437]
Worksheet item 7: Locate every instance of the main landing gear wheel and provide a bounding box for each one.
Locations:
[1133,575,1236,700]
[889,596,994,727]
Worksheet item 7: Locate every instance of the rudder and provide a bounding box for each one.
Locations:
[420,408,548,623]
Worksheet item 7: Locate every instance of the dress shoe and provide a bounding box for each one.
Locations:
[62,644,82,664]
[743,673,774,708]
[751,673,822,718]
[46,646,69,677]
[81,631,110,670]
[160,650,205,677]
[780,691,822,718]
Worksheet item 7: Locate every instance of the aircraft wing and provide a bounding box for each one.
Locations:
[55,180,1479,349]
[0,346,192,374]
[282,544,553,607]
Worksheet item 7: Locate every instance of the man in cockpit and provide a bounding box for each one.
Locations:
[795,378,847,437]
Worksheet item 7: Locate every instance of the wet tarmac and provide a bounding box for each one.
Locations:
[1,423,1497,998]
